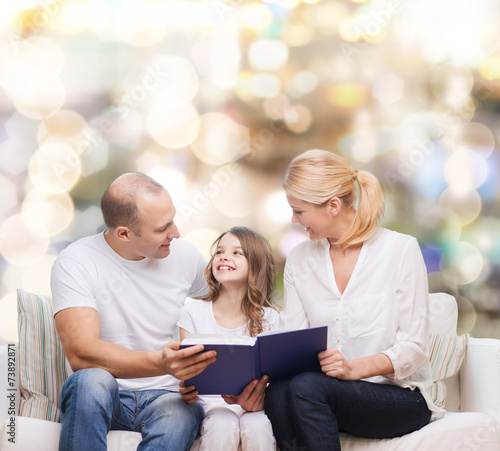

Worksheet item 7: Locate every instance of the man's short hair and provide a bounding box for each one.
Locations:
[101,173,165,235]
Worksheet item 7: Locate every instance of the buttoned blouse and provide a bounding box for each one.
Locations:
[281,227,443,416]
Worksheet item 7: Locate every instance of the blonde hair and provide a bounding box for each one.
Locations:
[203,226,276,337]
[284,149,384,247]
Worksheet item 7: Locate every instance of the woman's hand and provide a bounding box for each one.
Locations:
[319,349,394,380]
[179,380,199,404]
[222,375,268,411]
[318,348,357,380]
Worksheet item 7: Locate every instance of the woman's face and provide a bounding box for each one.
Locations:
[286,196,335,241]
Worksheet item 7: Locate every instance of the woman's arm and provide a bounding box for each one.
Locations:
[281,258,310,329]
[319,348,394,380]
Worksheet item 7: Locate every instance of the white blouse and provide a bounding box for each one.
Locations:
[282,227,443,416]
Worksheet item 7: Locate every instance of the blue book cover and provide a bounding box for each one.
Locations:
[180,326,327,395]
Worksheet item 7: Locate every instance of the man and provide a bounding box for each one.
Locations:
[51,172,216,450]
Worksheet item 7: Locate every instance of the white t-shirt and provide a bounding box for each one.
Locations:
[282,227,444,417]
[178,299,280,412]
[51,233,208,392]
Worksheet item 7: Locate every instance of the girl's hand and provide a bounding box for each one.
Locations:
[179,380,199,404]
[222,375,268,411]
[318,348,356,380]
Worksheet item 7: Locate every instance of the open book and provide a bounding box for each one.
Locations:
[180,326,328,395]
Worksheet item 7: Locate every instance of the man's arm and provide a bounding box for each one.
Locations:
[55,307,216,380]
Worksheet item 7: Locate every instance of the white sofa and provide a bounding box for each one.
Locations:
[1,291,500,451]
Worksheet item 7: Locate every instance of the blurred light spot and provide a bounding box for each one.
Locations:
[418,207,461,247]
[139,55,199,102]
[113,1,166,46]
[263,94,291,120]
[248,39,289,71]
[478,56,500,80]
[462,217,500,266]
[29,36,65,80]
[23,254,57,296]
[373,73,404,105]
[14,78,66,119]
[281,23,315,47]
[184,228,221,259]
[0,214,49,266]
[430,63,474,105]
[439,187,482,225]
[441,241,483,285]
[421,245,443,273]
[263,190,291,225]
[21,190,74,237]
[190,113,250,165]
[29,142,81,193]
[409,143,447,199]
[0,293,18,343]
[287,71,318,97]
[212,172,254,217]
[0,39,45,93]
[145,167,187,205]
[38,109,87,144]
[279,230,307,257]
[0,112,39,176]
[65,205,104,240]
[477,151,500,202]
[190,31,241,89]
[240,3,273,30]
[0,176,17,218]
[148,100,200,149]
[444,149,487,190]
[456,295,477,335]
[328,83,368,108]
[339,13,387,43]
[235,72,256,101]
[452,122,495,159]
[285,104,312,133]
[51,0,88,34]
[250,74,281,98]
[277,0,300,8]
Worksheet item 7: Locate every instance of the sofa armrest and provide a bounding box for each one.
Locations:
[460,337,500,415]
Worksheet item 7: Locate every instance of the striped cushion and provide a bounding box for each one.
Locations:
[17,289,69,422]
[427,332,467,408]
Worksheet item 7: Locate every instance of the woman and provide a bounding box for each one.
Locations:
[264,149,444,450]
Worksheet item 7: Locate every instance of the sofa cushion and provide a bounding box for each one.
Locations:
[17,289,69,422]
[427,332,467,408]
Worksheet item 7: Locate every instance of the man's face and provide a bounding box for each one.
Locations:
[127,190,180,260]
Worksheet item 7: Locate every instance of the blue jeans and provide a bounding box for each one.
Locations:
[59,368,203,451]
[264,372,431,451]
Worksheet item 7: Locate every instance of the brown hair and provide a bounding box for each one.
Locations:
[203,226,276,337]
[284,149,384,247]
[101,172,165,235]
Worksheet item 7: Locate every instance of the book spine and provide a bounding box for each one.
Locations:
[254,340,261,380]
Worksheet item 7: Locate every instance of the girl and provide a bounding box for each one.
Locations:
[178,226,279,451]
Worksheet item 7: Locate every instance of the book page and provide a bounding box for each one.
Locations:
[182,333,256,345]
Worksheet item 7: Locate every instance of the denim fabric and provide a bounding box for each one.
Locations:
[265,372,431,451]
[59,368,203,451]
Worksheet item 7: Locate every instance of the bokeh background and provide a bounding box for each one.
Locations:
[1,0,499,345]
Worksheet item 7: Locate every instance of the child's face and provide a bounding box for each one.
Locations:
[212,233,249,287]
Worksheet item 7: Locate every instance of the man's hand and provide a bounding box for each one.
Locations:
[179,380,199,405]
[222,375,268,411]
[161,341,216,380]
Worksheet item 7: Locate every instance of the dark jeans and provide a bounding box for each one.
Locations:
[264,372,431,451]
